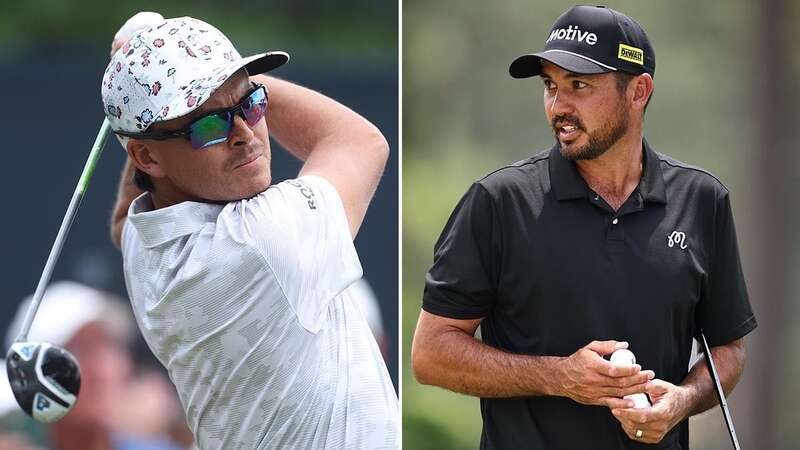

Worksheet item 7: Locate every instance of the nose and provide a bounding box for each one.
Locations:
[228,113,255,147]
[548,88,574,116]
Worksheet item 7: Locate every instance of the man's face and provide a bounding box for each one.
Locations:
[540,61,631,161]
[138,69,272,202]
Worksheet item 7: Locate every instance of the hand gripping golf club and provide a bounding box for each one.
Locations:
[5,119,111,422]
[700,332,741,450]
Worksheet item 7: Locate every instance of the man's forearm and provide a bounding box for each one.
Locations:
[251,73,388,237]
[111,158,144,249]
[679,339,745,417]
[251,74,383,162]
[413,326,562,398]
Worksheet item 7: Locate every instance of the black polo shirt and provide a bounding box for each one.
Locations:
[422,139,757,450]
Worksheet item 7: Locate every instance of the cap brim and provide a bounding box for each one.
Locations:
[155,51,290,124]
[243,51,290,75]
[509,50,615,79]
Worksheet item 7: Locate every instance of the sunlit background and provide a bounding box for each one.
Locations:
[403,1,799,449]
[0,1,396,449]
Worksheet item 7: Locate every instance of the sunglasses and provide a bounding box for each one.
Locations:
[117,83,268,150]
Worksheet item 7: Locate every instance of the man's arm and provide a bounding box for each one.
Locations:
[411,310,654,407]
[682,338,745,415]
[611,338,745,444]
[251,74,389,238]
[111,158,143,249]
[109,75,388,246]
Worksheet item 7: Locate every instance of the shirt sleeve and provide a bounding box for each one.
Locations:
[422,182,499,319]
[241,175,362,333]
[696,191,757,346]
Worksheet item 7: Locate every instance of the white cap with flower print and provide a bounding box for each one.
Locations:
[101,15,288,149]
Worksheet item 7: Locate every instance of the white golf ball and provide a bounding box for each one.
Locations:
[610,348,636,366]
[609,348,651,408]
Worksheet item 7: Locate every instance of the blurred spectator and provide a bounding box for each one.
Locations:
[1,281,189,450]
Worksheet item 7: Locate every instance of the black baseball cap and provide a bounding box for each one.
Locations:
[509,5,655,79]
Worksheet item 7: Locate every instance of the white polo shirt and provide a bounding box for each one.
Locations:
[121,175,399,450]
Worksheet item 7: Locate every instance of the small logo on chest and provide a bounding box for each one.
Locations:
[667,231,688,250]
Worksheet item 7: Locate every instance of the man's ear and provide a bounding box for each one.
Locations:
[631,73,653,110]
[126,138,165,179]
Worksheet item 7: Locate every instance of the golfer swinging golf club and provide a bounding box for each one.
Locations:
[412,5,755,449]
[103,13,398,450]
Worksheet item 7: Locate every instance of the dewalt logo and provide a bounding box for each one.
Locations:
[617,44,644,65]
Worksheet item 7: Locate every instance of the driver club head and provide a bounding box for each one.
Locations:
[6,342,81,423]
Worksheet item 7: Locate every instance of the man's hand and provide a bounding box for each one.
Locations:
[611,378,690,444]
[554,340,655,409]
[111,12,164,57]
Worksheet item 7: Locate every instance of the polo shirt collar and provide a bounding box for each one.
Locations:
[639,139,667,204]
[127,193,225,248]
[549,138,667,204]
[549,142,589,201]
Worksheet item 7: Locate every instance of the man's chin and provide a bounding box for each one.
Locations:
[242,175,271,199]
[557,138,587,159]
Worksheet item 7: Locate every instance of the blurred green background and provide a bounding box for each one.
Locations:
[403,1,800,449]
[0,0,394,63]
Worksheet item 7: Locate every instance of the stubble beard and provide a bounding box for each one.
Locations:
[556,97,630,161]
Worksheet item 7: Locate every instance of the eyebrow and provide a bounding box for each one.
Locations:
[540,72,589,80]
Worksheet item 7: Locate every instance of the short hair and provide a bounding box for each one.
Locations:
[614,72,653,112]
[133,168,154,191]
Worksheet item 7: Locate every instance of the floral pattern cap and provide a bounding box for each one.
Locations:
[101,16,288,149]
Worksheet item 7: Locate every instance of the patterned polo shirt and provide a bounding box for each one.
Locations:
[122,175,398,450]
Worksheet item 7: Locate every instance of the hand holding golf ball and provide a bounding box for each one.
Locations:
[110,12,164,56]
[610,349,651,408]
[557,341,654,409]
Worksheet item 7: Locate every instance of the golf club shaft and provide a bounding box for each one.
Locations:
[700,332,741,450]
[14,118,112,343]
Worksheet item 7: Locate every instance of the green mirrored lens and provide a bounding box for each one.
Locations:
[189,114,231,149]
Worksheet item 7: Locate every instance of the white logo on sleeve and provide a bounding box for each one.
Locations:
[545,25,598,45]
[667,231,688,250]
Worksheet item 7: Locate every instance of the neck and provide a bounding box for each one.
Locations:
[150,180,199,209]
[574,127,644,210]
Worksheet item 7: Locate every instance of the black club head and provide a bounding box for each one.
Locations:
[6,342,81,423]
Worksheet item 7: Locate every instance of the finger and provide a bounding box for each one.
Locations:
[620,422,648,442]
[600,396,636,409]
[596,369,653,388]
[612,407,653,424]
[615,415,664,444]
[110,38,127,57]
[592,358,641,378]
[601,381,651,398]
[612,370,655,386]
[114,12,164,41]
[645,378,672,395]
[607,362,654,378]
[585,340,628,356]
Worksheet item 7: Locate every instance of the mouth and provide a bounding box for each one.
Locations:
[233,153,262,169]
[555,123,582,141]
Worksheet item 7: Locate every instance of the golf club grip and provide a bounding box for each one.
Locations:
[14,119,112,343]
[700,332,742,450]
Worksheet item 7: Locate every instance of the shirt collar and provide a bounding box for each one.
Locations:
[549,138,667,204]
[638,139,667,204]
[127,193,225,248]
